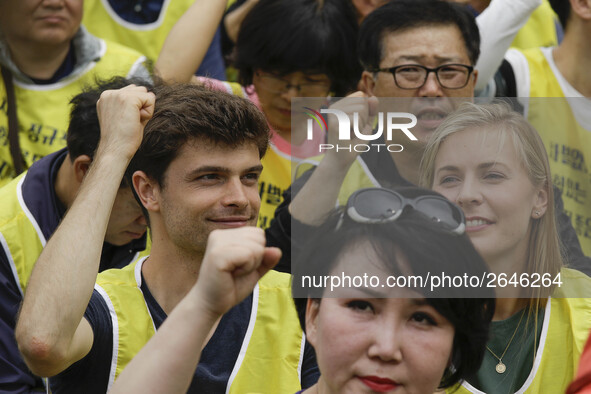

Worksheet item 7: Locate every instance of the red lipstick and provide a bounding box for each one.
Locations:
[358,376,399,392]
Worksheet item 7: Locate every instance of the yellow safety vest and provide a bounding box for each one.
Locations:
[82,0,195,63]
[0,40,147,186]
[257,144,292,229]
[0,174,44,294]
[521,47,591,256]
[95,259,305,392]
[0,170,148,294]
[511,0,558,50]
[451,268,591,393]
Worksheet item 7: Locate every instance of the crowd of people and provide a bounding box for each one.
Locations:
[0,0,590,393]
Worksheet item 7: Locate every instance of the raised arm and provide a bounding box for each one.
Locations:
[110,227,280,394]
[155,0,227,83]
[223,0,259,44]
[15,86,155,377]
[290,92,378,225]
[474,0,542,92]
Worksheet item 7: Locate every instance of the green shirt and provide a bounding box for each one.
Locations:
[467,307,545,393]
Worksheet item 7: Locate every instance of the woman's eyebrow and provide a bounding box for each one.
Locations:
[409,298,429,306]
[436,165,459,175]
[478,161,509,170]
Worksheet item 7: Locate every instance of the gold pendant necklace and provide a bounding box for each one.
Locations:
[486,309,526,374]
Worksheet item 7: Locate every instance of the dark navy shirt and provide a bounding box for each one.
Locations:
[107,0,164,24]
[29,43,76,85]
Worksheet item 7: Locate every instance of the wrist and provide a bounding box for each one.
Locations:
[319,153,355,176]
[94,145,136,165]
[189,285,226,322]
[83,150,131,189]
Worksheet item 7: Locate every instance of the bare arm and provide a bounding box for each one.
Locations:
[15,86,155,377]
[110,227,280,393]
[155,0,227,83]
[290,92,378,225]
[223,0,259,44]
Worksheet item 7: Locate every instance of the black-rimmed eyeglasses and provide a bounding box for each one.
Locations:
[371,64,474,90]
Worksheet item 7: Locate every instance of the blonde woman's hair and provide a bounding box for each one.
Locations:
[419,101,563,300]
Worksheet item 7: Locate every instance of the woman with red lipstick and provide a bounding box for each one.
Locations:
[420,101,591,393]
[156,0,361,230]
[291,186,495,394]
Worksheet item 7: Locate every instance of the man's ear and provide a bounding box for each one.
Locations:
[72,155,92,184]
[305,299,321,348]
[360,71,377,96]
[132,171,160,214]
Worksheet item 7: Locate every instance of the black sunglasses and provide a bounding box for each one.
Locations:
[342,188,465,234]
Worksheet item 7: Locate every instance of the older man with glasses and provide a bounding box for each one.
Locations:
[266,0,590,278]
[267,0,478,267]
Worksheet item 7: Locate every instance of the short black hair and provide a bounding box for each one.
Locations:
[66,76,153,161]
[358,0,480,70]
[548,0,570,31]
[292,186,494,388]
[234,0,361,96]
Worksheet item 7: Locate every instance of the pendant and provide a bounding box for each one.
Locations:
[495,361,506,374]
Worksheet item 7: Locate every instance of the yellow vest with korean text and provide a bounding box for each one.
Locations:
[521,47,591,256]
[450,268,591,394]
[0,40,147,186]
[95,259,305,392]
[0,174,44,294]
[82,0,195,63]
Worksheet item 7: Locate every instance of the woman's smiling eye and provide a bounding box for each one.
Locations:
[484,172,504,180]
[439,175,459,184]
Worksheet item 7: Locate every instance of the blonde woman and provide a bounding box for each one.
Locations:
[420,101,591,393]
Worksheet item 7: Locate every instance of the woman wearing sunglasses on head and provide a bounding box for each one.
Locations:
[419,101,591,393]
[291,186,495,394]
